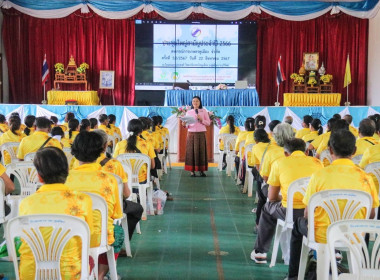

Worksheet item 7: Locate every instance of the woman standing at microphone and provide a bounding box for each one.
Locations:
[182,96,211,177]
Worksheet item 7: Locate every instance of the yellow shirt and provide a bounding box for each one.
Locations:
[267,151,323,209]
[303,158,379,243]
[61,137,72,148]
[72,154,128,184]
[354,136,378,156]
[218,125,240,150]
[249,142,270,167]
[110,124,122,138]
[19,183,93,280]
[66,163,122,246]
[240,131,254,160]
[260,143,285,177]
[67,130,79,143]
[295,128,310,139]
[234,131,249,158]
[0,163,6,176]
[152,130,164,150]
[302,131,319,143]
[157,125,169,148]
[373,133,380,142]
[315,132,331,155]
[0,123,9,133]
[310,133,325,151]
[0,130,24,165]
[17,131,62,160]
[349,125,359,137]
[113,137,156,183]
[359,144,380,169]
[142,131,160,151]
[99,124,113,136]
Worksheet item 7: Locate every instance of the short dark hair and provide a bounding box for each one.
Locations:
[303,115,313,126]
[51,126,64,137]
[333,114,341,120]
[71,131,104,163]
[330,119,349,132]
[108,114,116,124]
[244,117,255,131]
[34,147,68,184]
[99,114,108,123]
[328,130,356,157]
[50,116,58,125]
[0,114,6,123]
[344,114,353,124]
[254,129,270,143]
[268,120,281,132]
[65,112,74,121]
[36,117,51,129]
[284,138,306,154]
[255,115,266,129]
[359,118,376,137]
[89,118,98,129]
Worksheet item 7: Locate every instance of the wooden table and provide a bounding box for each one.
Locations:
[54,80,87,90]
[283,93,341,106]
[177,122,214,162]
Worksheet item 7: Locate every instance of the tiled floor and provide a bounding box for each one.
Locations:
[0,167,289,279]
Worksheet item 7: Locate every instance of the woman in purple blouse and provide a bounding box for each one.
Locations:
[182,96,211,177]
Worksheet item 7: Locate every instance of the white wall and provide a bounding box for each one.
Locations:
[368,12,380,105]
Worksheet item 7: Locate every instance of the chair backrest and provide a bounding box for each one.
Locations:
[113,132,121,143]
[108,173,124,209]
[244,143,255,169]
[0,178,6,223]
[327,219,380,280]
[238,140,245,156]
[307,189,373,243]
[224,135,237,153]
[84,192,109,248]
[365,162,380,191]
[284,177,310,226]
[352,154,363,165]
[24,152,37,162]
[5,214,90,280]
[6,162,42,197]
[116,153,151,187]
[108,135,116,153]
[0,142,20,166]
[62,147,73,167]
[319,149,332,164]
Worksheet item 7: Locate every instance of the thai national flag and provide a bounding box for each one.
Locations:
[42,54,49,86]
[276,56,286,86]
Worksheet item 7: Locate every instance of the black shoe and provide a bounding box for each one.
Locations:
[199,172,207,177]
[190,173,196,177]
[222,163,227,170]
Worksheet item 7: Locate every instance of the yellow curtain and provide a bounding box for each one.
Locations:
[47,91,99,105]
[283,93,341,107]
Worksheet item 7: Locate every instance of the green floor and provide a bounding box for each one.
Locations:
[0,167,289,279]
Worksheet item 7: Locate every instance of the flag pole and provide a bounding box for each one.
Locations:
[344,54,350,106]
[275,85,280,106]
[42,83,47,104]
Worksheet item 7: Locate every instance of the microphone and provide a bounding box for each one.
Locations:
[195,109,198,114]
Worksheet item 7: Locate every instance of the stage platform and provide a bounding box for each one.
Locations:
[47,90,99,105]
[0,104,376,157]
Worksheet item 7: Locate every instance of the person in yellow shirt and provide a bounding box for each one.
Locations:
[19,147,93,280]
[0,116,25,165]
[89,118,98,130]
[268,120,281,142]
[140,117,160,153]
[67,131,123,279]
[219,115,240,169]
[80,119,91,132]
[108,114,122,139]
[369,115,380,141]
[51,126,70,148]
[67,118,80,145]
[17,117,62,160]
[302,118,323,144]
[50,115,67,132]
[295,115,313,139]
[251,138,323,264]
[353,118,378,157]
[23,115,36,136]
[235,118,255,181]
[249,129,270,168]
[0,114,8,133]
[155,115,170,150]
[287,130,379,279]
[113,119,156,183]
[344,114,358,137]
[98,114,112,136]
[0,161,15,217]
[62,112,74,131]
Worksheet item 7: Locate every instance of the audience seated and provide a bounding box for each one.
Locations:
[219,115,240,169]
[251,138,323,264]
[360,120,380,169]
[295,115,313,139]
[344,114,358,137]
[18,147,93,279]
[98,114,113,136]
[62,112,74,131]
[80,119,91,132]
[302,118,322,144]
[0,162,14,217]
[268,120,281,143]
[89,117,98,130]
[353,118,378,156]
[108,114,122,139]
[23,115,36,136]
[234,118,255,176]
[286,130,379,280]
[66,131,123,279]
[0,116,25,165]
[0,114,9,133]
[17,117,62,160]
[51,126,68,148]
[67,118,80,145]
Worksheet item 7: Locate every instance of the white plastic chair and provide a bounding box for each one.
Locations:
[0,142,20,166]
[298,189,373,280]
[236,140,245,185]
[364,162,380,239]
[319,149,332,165]
[162,134,171,173]
[217,134,228,171]
[0,178,7,225]
[270,177,310,267]
[108,135,116,154]
[116,153,154,220]
[62,147,73,167]
[242,143,254,196]
[5,214,91,280]
[352,154,363,165]
[109,173,133,258]
[113,132,121,144]
[6,162,42,217]
[224,135,238,177]
[327,219,380,280]
[24,152,37,162]
[85,192,118,280]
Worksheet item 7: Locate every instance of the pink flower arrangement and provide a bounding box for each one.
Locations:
[208,110,222,128]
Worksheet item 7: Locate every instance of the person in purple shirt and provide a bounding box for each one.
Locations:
[182,96,211,177]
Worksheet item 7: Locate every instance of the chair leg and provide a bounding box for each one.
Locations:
[90,252,99,280]
[242,173,248,193]
[270,223,284,267]
[139,186,147,220]
[297,242,309,280]
[316,246,330,280]
[147,186,154,215]
[121,219,132,257]
[248,175,253,197]
[167,152,172,169]
[279,229,291,265]
[136,222,141,234]
[107,248,118,280]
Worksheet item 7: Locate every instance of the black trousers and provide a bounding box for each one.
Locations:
[288,217,308,278]
[255,181,268,225]
[123,200,144,240]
